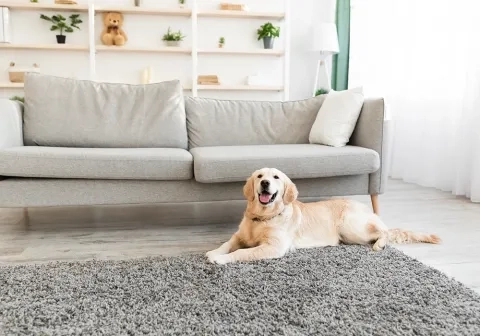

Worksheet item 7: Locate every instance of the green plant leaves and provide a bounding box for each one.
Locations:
[70,14,82,29]
[315,88,329,96]
[162,26,185,41]
[40,14,53,22]
[257,22,280,40]
[40,13,82,35]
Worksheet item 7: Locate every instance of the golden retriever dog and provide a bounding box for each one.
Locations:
[206,167,441,264]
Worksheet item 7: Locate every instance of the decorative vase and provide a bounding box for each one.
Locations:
[218,43,224,48]
[0,7,12,43]
[263,37,274,49]
[165,41,180,47]
[56,35,66,44]
[179,4,184,8]
[134,0,141,6]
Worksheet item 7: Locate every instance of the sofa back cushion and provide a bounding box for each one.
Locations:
[23,73,188,149]
[185,95,327,148]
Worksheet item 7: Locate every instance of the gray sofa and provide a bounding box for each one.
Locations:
[0,73,392,209]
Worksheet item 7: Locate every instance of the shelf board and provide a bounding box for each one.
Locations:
[96,45,191,54]
[0,1,88,12]
[198,10,284,19]
[0,82,24,89]
[0,81,193,89]
[198,49,283,56]
[197,85,283,91]
[95,6,191,16]
[0,43,88,51]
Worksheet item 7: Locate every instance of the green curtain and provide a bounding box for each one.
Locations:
[331,0,351,91]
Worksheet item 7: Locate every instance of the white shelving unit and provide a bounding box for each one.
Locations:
[0,1,88,11]
[197,9,284,19]
[0,0,290,99]
[95,45,192,54]
[0,82,24,88]
[197,85,283,91]
[197,49,283,56]
[94,6,191,16]
[0,43,89,51]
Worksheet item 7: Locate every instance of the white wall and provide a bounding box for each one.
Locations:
[0,0,335,101]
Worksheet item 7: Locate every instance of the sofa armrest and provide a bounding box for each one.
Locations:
[349,98,393,195]
[0,99,24,149]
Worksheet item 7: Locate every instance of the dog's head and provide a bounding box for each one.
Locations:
[243,168,298,208]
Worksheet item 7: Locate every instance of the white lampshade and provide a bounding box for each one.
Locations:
[313,23,340,54]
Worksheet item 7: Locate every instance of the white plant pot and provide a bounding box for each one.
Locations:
[165,41,180,47]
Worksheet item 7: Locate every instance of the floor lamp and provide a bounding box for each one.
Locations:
[312,23,340,96]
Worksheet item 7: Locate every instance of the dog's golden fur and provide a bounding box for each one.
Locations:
[206,168,441,264]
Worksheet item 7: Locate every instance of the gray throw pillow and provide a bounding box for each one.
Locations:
[24,73,188,149]
[185,95,327,148]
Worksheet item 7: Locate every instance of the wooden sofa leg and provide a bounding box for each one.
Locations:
[370,194,379,215]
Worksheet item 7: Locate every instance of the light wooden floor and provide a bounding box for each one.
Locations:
[1,179,479,294]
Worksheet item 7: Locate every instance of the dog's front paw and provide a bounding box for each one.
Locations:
[205,249,221,260]
[207,253,230,265]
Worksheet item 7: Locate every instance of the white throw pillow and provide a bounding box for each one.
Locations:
[308,87,365,147]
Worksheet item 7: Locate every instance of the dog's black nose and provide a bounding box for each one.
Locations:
[261,180,270,188]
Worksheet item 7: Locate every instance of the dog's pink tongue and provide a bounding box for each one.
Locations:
[260,193,272,203]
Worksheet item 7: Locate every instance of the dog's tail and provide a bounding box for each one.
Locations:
[388,229,441,245]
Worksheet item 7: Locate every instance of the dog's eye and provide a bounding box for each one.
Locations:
[274,175,279,179]
[257,174,263,178]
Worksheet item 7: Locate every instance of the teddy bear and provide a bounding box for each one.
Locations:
[101,12,128,46]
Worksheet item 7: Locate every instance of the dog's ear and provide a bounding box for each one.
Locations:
[243,175,255,202]
[283,179,298,204]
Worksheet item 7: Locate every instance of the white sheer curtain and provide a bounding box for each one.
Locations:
[349,0,480,202]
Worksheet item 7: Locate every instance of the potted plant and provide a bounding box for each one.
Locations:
[218,37,225,48]
[178,0,185,8]
[162,27,185,47]
[315,88,329,96]
[257,22,280,49]
[40,14,82,44]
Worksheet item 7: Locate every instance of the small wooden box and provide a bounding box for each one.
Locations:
[197,75,220,85]
[8,62,40,83]
[219,3,246,11]
[55,0,78,4]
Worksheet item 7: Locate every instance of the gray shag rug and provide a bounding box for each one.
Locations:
[1,246,480,335]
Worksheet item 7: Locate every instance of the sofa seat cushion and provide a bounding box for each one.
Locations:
[0,147,193,180]
[190,144,380,183]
